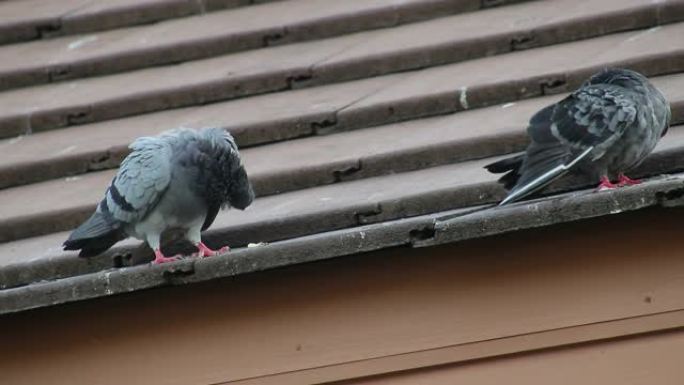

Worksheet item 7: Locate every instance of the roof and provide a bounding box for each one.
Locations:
[1,0,683,314]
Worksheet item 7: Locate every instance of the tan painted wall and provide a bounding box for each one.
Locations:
[345,329,684,385]
[1,207,684,384]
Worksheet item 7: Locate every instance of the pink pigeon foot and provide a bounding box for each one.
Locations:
[195,242,230,258]
[617,173,642,187]
[596,176,618,191]
[153,249,181,264]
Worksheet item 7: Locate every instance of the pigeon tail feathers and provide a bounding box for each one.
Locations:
[63,211,123,257]
[484,154,524,190]
[501,146,593,205]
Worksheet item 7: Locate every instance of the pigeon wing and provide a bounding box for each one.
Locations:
[547,85,637,159]
[501,86,637,205]
[105,137,173,224]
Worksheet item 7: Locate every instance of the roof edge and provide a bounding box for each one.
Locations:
[2,174,684,315]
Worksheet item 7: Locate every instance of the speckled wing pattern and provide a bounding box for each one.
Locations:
[545,85,637,159]
[105,136,173,224]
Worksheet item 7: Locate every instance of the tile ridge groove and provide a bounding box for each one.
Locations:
[0,0,521,90]
[0,4,680,143]
[0,0,286,47]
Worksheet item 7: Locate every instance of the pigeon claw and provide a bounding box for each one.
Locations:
[617,173,641,187]
[195,242,230,258]
[596,176,618,191]
[153,249,181,264]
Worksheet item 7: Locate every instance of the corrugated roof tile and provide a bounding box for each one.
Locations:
[2,0,684,312]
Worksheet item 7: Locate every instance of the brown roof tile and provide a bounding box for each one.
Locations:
[0,0,680,137]
[1,24,683,191]
[2,119,684,289]
[0,0,273,45]
[0,0,496,90]
[2,71,684,243]
[2,0,684,312]
[0,0,94,44]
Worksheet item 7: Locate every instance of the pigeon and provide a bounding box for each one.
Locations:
[63,127,255,264]
[485,68,671,205]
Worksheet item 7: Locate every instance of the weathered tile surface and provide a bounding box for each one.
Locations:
[1,0,684,310]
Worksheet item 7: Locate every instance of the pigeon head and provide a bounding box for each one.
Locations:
[192,128,255,210]
[585,68,649,89]
[228,163,255,210]
[216,129,254,210]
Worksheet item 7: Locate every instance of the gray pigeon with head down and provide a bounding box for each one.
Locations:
[485,68,671,205]
[63,127,255,264]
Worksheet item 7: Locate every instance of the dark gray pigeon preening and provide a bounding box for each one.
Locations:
[63,127,255,264]
[485,68,671,205]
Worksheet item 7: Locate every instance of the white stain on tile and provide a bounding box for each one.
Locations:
[459,86,469,109]
[55,145,77,156]
[501,102,516,109]
[625,26,661,43]
[68,35,98,50]
[104,272,113,295]
[1,135,24,146]
[247,242,268,248]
